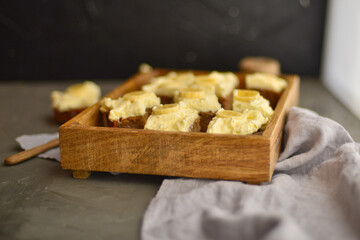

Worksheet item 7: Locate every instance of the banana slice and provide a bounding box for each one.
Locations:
[245,110,258,121]
[233,89,260,102]
[157,81,183,89]
[152,103,180,115]
[191,82,216,93]
[194,76,217,86]
[179,88,205,99]
[216,109,243,118]
[123,91,154,101]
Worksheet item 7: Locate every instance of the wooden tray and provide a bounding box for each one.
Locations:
[59,69,299,183]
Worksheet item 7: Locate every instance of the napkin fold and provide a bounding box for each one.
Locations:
[141,107,360,240]
[16,133,60,161]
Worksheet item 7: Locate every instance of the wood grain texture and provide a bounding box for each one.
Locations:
[72,170,91,179]
[60,69,299,183]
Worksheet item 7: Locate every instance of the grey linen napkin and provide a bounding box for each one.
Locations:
[16,133,60,161]
[141,107,360,240]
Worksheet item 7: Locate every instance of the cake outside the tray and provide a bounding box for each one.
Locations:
[51,81,101,124]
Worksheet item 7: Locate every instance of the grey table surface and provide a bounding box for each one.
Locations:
[1,77,359,240]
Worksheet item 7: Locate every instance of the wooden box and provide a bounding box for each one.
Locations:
[59,69,299,183]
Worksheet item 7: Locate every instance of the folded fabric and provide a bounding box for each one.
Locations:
[141,107,360,240]
[16,133,60,161]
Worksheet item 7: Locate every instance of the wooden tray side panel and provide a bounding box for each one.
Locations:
[266,75,300,177]
[60,127,270,182]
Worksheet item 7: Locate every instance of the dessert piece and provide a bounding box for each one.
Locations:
[232,89,274,120]
[245,72,288,108]
[51,81,101,124]
[239,56,281,75]
[138,63,153,73]
[100,91,160,128]
[207,109,267,135]
[142,72,195,104]
[142,71,239,109]
[193,71,239,110]
[144,102,200,132]
[174,87,221,132]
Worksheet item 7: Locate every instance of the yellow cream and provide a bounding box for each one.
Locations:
[142,72,195,97]
[142,71,239,99]
[189,81,216,95]
[246,72,288,93]
[201,71,239,98]
[99,97,123,113]
[51,81,101,112]
[174,88,221,113]
[207,109,267,135]
[100,91,160,122]
[144,102,199,132]
[232,89,274,119]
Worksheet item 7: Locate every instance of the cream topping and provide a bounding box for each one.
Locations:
[144,102,199,132]
[174,88,221,112]
[189,81,216,95]
[205,71,239,98]
[51,81,101,112]
[207,109,267,135]
[232,89,274,119]
[142,71,239,99]
[245,72,288,93]
[142,72,195,97]
[100,91,160,122]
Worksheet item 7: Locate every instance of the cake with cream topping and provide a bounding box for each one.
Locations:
[51,81,101,124]
[193,71,239,109]
[142,72,195,104]
[245,72,287,108]
[100,91,160,128]
[144,102,200,132]
[174,87,221,132]
[142,71,239,109]
[207,109,267,135]
[232,89,273,120]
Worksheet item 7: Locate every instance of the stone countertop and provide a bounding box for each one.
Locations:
[0,77,359,240]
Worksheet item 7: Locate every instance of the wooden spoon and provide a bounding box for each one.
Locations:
[5,138,59,165]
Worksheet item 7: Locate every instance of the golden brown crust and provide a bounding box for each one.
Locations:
[199,111,216,132]
[104,108,152,129]
[219,93,233,110]
[159,96,174,104]
[250,89,281,109]
[53,108,84,124]
[189,116,201,132]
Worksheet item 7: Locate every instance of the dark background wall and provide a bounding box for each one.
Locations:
[0,0,327,80]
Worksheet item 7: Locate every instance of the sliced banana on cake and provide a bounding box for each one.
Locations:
[216,109,243,118]
[123,91,155,101]
[179,88,206,99]
[233,89,260,102]
[152,103,180,115]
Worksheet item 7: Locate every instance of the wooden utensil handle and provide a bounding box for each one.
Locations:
[5,138,60,165]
